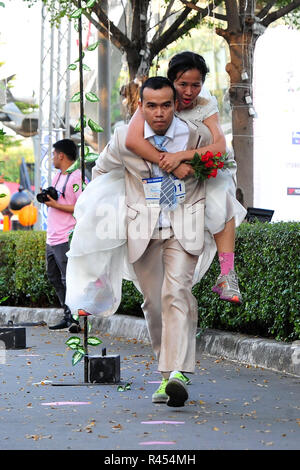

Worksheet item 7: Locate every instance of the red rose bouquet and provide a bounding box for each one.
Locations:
[189,151,233,182]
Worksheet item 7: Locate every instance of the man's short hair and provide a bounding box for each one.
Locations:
[53,139,78,161]
[140,76,176,103]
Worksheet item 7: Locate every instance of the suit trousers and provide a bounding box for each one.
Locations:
[133,228,199,373]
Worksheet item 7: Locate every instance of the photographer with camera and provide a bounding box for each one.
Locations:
[38,139,83,331]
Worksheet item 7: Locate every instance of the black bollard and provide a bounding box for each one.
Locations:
[0,325,26,349]
[89,351,120,384]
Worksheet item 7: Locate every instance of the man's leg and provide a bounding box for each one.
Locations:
[46,244,66,307]
[159,236,199,407]
[52,242,69,299]
[133,232,198,406]
[47,243,80,331]
[133,235,170,404]
[159,235,199,374]
[133,237,164,361]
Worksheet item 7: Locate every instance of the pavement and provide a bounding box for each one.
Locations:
[0,307,300,453]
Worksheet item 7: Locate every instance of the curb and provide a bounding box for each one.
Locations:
[1,306,300,378]
[196,328,300,378]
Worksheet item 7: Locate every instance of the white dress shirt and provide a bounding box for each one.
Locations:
[144,116,189,228]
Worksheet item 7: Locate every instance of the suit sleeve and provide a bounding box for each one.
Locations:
[92,128,125,180]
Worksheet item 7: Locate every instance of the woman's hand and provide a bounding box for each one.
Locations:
[172,163,194,180]
[159,152,183,173]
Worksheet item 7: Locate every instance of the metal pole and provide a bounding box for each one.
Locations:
[36,3,46,230]
[65,18,72,138]
[48,24,55,186]
[84,317,89,383]
[55,21,62,135]
[97,0,111,152]
[78,2,88,382]
[78,0,85,188]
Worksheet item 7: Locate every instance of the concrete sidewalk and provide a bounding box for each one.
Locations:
[2,325,300,451]
[1,306,300,378]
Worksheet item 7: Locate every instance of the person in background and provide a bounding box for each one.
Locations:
[43,139,83,331]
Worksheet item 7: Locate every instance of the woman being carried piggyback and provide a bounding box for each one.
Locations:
[125,51,246,304]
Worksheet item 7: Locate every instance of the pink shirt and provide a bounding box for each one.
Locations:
[46,169,84,246]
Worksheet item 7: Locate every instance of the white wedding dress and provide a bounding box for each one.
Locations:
[65,95,246,317]
[65,168,138,317]
[178,96,247,282]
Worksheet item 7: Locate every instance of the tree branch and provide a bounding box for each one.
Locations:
[179,0,223,14]
[150,8,185,42]
[262,0,300,27]
[150,0,223,58]
[120,0,128,38]
[70,0,132,51]
[256,1,276,20]
[152,0,178,42]
[179,0,202,11]
[150,5,195,58]
[210,12,227,21]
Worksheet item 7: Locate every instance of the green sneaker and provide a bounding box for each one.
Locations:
[182,373,191,385]
[165,371,188,407]
[152,378,168,403]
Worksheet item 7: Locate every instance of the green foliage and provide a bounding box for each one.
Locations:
[0,128,22,153]
[0,145,34,182]
[114,222,300,342]
[0,129,6,141]
[14,101,39,114]
[284,9,300,28]
[1,223,299,342]
[117,280,143,317]
[0,231,57,307]
[193,222,300,342]
[65,333,102,366]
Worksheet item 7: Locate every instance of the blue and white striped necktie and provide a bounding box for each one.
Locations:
[153,135,177,211]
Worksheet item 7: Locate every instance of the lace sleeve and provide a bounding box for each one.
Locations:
[201,95,219,120]
[177,96,220,125]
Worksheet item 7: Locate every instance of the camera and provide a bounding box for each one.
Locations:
[36,186,59,203]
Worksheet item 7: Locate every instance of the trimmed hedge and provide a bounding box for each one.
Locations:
[0,222,299,341]
[193,222,300,342]
[0,231,57,307]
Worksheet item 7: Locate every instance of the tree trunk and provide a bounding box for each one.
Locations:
[217,28,259,208]
[117,0,151,121]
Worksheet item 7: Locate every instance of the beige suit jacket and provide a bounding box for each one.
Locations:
[92,120,212,264]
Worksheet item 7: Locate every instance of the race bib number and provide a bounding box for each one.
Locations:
[142,177,163,207]
[142,177,186,206]
[174,179,186,203]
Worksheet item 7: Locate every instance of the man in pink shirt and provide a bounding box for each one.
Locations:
[43,139,83,331]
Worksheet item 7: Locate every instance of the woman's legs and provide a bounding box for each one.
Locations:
[212,218,242,304]
[213,217,235,253]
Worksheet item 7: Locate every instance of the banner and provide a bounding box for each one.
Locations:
[254,26,300,222]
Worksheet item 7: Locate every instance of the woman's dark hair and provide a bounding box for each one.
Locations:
[167,51,209,83]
